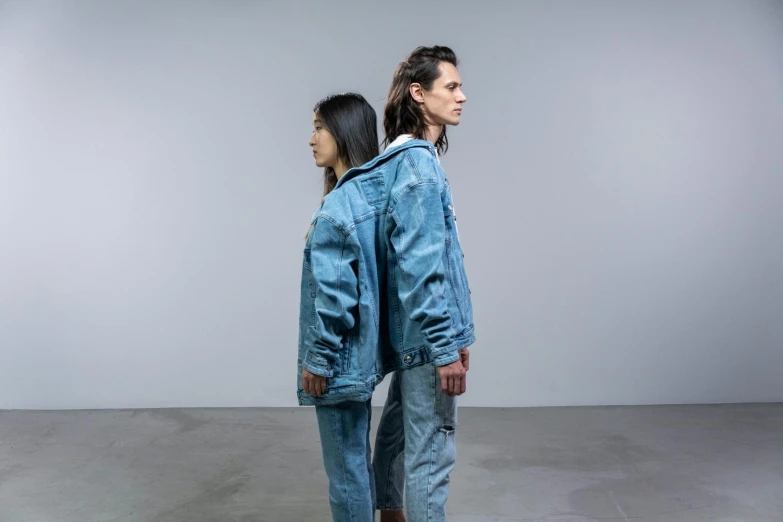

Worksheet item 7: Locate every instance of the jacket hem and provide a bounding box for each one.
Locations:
[297,381,376,406]
[380,326,476,375]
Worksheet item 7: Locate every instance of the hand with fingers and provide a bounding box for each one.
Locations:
[459,347,469,372]
[436,358,467,397]
[302,369,327,398]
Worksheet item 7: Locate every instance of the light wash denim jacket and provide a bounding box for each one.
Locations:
[297,139,475,406]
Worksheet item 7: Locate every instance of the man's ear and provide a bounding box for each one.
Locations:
[409,83,424,103]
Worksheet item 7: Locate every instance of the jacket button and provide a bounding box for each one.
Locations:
[326,365,332,371]
[404,354,414,364]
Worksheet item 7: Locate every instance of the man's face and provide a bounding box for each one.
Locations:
[419,62,466,127]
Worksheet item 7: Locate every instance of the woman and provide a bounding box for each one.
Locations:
[297,92,381,521]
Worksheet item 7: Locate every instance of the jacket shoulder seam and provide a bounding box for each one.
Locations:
[315,211,351,238]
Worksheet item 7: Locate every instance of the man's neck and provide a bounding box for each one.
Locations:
[424,124,443,145]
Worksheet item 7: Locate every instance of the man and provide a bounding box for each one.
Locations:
[373,45,474,522]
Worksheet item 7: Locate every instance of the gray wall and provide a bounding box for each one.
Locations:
[1,0,781,409]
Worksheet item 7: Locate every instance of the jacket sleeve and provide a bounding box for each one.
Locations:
[391,178,460,367]
[302,216,359,377]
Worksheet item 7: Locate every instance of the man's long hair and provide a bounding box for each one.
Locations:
[383,46,458,156]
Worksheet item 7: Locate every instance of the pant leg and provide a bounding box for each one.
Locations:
[365,401,377,513]
[315,399,375,522]
[400,363,458,522]
[372,371,405,511]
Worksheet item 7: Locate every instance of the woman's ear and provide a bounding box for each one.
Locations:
[409,83,424,103]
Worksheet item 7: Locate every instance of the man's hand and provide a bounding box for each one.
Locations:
[302,369,327,397]
[436,359,466,397]
[459,348,470,371]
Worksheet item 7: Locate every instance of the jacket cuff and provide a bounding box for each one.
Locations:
[302,351,335,377]
[432,349,460,367]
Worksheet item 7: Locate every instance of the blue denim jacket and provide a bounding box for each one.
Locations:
[297,139,475,406]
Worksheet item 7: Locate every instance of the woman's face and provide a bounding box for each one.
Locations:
[309,112,340,169]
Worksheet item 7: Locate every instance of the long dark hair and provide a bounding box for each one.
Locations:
[314,93,379,198]
[383,46,458,155]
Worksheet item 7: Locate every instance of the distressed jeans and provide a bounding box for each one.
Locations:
[373,362,458,521]
[315,399,375,521]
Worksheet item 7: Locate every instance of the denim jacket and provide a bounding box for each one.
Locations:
[297,139,475,406]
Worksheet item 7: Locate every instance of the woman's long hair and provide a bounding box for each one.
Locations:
[314,93,379,198]
[306,93,379,238]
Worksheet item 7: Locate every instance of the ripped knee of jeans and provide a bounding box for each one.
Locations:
[440,425,456,434]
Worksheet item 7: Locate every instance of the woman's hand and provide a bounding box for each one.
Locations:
[302,369,327,397]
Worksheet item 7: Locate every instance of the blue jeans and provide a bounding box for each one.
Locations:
[374,362,458,522]
[315,399,376,522]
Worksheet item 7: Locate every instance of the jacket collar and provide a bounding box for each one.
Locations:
[334,139,435,189]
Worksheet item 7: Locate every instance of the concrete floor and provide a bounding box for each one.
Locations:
[0,404,781,522]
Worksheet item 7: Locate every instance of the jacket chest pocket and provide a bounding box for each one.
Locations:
[302,247,317,326]
[441,181,462,244]
[441,185,471,325]
[304,215,318,297]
